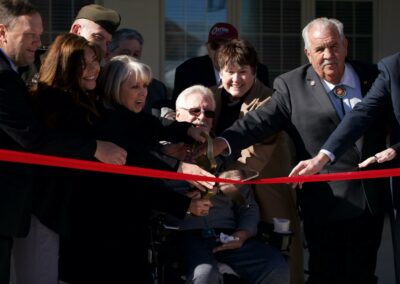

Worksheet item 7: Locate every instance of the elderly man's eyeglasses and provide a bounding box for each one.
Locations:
[180,107,215,118]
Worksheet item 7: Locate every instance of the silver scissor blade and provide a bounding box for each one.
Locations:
[217,168,259,207]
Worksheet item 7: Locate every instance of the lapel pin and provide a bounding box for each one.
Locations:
[310,80,316,86]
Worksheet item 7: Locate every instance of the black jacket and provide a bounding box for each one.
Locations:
[0,52,95,237]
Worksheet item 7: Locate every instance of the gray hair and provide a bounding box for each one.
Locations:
[176,85,216,111]
[99,55,152,109]
[302,17,345,49]
[108,28,144,53]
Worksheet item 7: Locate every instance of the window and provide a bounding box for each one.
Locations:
[30,0,94,46]
[163,0,374,88]
[316,1,373,62]
[164,0,227,89]
[240,0,302,84]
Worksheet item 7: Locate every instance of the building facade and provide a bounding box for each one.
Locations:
[32,0,400,91]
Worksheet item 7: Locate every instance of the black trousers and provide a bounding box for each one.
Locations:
[304,209,384,284]
[59,235,150,284]
[0,236,12,284]
[390,178,400,284]
[390,209,400,284]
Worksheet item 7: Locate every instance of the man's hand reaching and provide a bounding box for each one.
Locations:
[289,152,330,188]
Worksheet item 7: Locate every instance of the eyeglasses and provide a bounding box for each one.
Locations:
[180,107,215,118]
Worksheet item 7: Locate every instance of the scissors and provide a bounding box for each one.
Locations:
[195,133,258,206]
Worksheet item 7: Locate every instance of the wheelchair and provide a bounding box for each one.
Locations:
[148,214,293,284]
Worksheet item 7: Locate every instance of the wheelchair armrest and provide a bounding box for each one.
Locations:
[257,221,293,255]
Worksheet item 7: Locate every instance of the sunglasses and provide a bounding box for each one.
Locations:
[180,107,215,118]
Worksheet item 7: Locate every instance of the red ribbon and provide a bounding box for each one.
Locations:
[0,149,237,183]
[1,149,400,184]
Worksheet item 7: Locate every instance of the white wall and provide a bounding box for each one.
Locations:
[101,0,164,80]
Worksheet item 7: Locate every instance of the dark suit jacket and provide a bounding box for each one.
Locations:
[321,52,400,222]
[221,61,388,223]
[319,53,400,284]
[143,78,172,116]
[172,55,270,102]
[323,53,400,157]
[0,51,95,237]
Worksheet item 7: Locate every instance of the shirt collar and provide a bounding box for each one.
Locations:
[321,63,357,92]
[0,48,18,73]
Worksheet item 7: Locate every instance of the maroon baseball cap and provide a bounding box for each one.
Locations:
[208,22,238,42]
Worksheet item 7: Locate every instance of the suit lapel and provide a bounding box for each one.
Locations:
[306,67,341,125]
[0,49,15,72]
[349,62,373,97]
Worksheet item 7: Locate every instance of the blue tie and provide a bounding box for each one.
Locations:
[333,85,347,117]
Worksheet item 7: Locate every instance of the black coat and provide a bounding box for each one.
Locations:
[59,105,193,283]
[32,90,192,236]
[83,105,194,234]
[0,52,95,237]
[31,87,99,237]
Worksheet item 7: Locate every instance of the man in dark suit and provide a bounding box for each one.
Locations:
[0,1,126,283]
[290,52,400,284]
[206,18,388,284]
[172,22,270,102]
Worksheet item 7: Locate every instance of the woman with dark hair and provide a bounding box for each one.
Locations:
[32,33,102,128]
[10,33,104,284]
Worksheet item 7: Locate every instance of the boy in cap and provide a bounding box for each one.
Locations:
[70,4,121,57]
[172,22,270,102]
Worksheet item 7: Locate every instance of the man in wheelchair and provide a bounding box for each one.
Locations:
[157,85,289,284]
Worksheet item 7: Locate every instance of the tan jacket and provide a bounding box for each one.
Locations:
[211,79,294,187]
